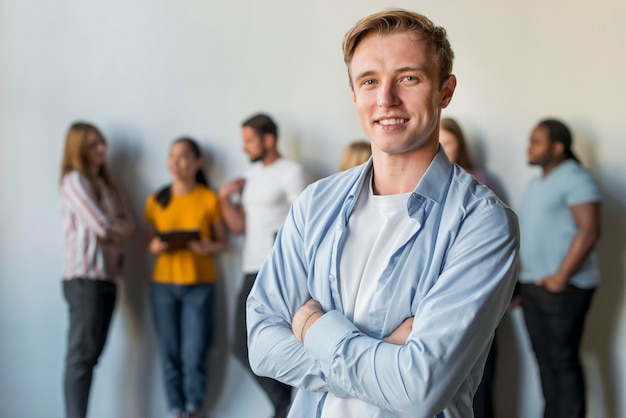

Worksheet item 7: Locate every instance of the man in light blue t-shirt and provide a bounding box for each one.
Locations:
[518,118,601,418]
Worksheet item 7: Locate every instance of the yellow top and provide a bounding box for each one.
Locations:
[144,185,222,285]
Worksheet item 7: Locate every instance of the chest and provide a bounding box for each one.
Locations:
[153,196,213,231]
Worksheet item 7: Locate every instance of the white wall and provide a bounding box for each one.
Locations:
[1,1,624,417]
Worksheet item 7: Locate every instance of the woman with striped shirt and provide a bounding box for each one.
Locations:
[60,122,135,418]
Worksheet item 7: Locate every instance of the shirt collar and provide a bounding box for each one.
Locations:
[345,147,453,217]
[412,146,453,205]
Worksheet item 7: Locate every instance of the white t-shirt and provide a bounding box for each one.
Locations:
[323,168,415,417]
[241,158,307,273]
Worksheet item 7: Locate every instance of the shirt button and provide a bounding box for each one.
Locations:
[329,275,335,282]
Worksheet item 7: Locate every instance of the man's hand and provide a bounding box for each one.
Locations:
[384,317,414,345]
[219,178,246,199]
[292,298,324,343]
[535,273,568,293]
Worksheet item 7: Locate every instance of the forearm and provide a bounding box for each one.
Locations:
[304,272,516,415]
[247,299,344,395]
[109,219,135,241]
[554,229,599,282]
[199,238,228,254]
[219,197,245,235]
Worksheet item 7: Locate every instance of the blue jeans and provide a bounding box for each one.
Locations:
[63,278,117,418]
[150,282,215,415]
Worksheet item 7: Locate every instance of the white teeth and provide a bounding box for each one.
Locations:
[378,118,406,126]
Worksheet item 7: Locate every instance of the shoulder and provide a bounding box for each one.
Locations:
[450,166,517,226]
[62,170,90,192]
[275,158,305,174]
[62,170,83,185]
[556,161,600,202]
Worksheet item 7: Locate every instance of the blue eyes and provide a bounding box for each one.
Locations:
[360,76,418,87]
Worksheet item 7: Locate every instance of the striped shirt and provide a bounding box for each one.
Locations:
[61,171,132,282]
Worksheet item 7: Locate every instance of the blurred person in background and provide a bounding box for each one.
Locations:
[219,113,308,418]
[439,116,502,418]
[60,121,135,418]
[339,140,372,171]
[145,137,228,418]
[518,119,601,418]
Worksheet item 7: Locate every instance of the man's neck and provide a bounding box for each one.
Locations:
[371,146,438,195]
[171,180,196,195]
[541,157,566,177]
[262,150,281,166]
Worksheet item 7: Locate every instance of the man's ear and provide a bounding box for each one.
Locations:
[439,75,456,108]
[263,133,276,148]
[552,141,565,158]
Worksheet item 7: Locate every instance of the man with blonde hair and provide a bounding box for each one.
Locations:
[247,9,519,417]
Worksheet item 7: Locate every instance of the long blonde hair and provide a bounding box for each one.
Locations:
[339,141,372,171]
[60,122,112,201]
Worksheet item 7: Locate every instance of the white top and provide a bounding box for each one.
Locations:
[61,172,129,281]
[242,158,307,273]
[323,168,414,418]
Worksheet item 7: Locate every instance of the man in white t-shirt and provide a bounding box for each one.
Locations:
[219,113,308,418]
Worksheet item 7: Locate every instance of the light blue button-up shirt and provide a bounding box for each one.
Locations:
[247,149,520,418]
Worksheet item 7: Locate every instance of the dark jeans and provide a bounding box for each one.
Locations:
[234,273,292,418]
[473,335,497,418]
[150,282,215,415]
[520,283,595,418]
[63,278,117,418]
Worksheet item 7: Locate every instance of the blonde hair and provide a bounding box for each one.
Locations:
[342,9,454,89]
[339,141,372,171]
[60,122,111,200]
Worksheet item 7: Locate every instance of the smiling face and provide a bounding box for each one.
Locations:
[349,32,455,159]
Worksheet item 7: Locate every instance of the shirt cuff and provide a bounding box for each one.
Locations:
[304,310,359,365]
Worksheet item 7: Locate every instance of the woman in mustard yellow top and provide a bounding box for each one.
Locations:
[145,137,227,418]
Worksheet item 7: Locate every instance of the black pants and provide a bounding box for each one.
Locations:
[234,273,292,418]
[520,283,595,418]
[63,279,116,418]
[473,334,496,418]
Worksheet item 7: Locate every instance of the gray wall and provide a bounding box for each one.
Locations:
[1,0,624,417]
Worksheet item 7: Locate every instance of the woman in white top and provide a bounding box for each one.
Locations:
[60,122,135,418]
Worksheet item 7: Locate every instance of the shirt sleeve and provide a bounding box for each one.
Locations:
[564,167,600,206]
[111,178,136,237]
[144,194,156,224]
[62,172,111,237]
[304,202,519,415]
[247,191,350,397]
